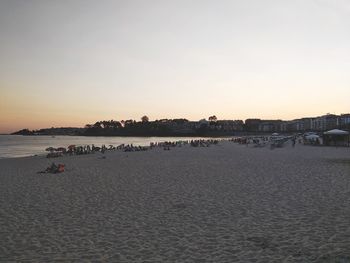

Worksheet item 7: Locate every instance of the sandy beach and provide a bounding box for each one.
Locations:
[0,141,349,262]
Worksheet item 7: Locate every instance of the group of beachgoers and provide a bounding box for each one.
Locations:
[38,136,308,174]
[229,136,269,144]
[46,144,115,157]
[119,144,149,152]
[230,136,270,146]
[45,134,312,160]
[45,139,222,159]
[190,139,219,147]
[149,139,220,150]
[230,135,292,148]
[230,135,305,149]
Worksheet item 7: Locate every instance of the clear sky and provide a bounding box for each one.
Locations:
[1,0,349,133]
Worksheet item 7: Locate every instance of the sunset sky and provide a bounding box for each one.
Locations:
[1,0,350,133]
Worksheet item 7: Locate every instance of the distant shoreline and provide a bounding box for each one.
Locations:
[0,135,229,159]
[5,132,295,138]
[5,134,233,138]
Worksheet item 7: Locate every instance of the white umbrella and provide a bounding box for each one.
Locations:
[305,134,320,140]
[304,132,317,136]
[323,129,349,135]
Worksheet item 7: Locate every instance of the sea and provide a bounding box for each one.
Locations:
[0,135,219,159]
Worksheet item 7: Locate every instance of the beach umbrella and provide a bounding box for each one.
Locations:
[305,134,320,140]
[323,129,349,146]
[304,132,317,136]
[272,133,279,136]
[323,129,349,135]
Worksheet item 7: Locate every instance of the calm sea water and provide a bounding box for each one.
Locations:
[0,135,219,159]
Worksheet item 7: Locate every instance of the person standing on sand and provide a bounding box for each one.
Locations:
[292,137,296,147]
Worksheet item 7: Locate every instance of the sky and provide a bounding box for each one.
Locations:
[0,0,350,133]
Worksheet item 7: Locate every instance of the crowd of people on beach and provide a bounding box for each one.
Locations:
[120,144,149,152]
[230,135,300,149]
[38,134,329,175]
[46,144,113,157]
[149,139,220,150]
[190,139,219,147]
[230,136,270,146]
[45,134,317,161]
[41,134,314,175]
[44,139,222,159]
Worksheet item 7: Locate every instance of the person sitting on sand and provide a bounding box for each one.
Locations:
[38,162,65,174]
[46,162,58,173]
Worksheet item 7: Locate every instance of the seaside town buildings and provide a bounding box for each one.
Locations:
[159,113,350,134]
[13,113,350,136]
[246,113,350,133]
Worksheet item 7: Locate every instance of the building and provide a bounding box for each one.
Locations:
[338,114,350,130]
[311,114,338,131]
[258,120,283,132]
[244,119,261,132]
[216,120,244,132]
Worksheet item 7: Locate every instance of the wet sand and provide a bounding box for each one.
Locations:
[0,142,349,262]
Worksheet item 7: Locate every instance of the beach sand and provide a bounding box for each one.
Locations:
[0,142,349,262]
